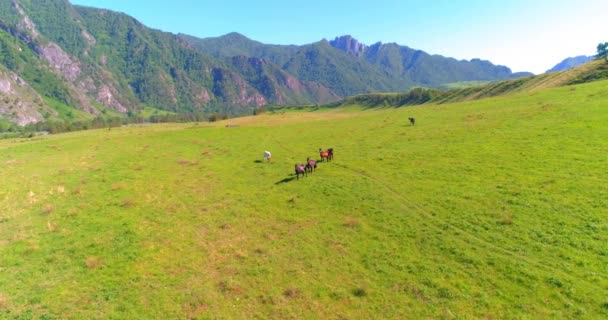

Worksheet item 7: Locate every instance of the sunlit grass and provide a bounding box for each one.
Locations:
[0,80,607,319]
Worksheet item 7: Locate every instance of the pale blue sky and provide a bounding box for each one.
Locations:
[70,0,607,74]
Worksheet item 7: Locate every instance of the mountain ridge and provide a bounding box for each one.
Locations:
[182,32,533,96]
[0,0,532,126]
[546,55,594,73]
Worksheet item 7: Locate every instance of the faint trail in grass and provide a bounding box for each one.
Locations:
[267,110,607,292]
[328,161,607,290]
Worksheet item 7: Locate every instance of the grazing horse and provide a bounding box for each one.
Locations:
[306,157,317,173]
[327,148,334,161]
[295,164,307,180]
[263,151,271,161]
[408,117,416,126]
[319,148,330,162]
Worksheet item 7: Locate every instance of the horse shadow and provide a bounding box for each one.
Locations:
[275,176,297,184]
[254,160,263,163]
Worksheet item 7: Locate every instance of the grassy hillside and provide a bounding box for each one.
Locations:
[328,59,608,109]
[0,79,607,319]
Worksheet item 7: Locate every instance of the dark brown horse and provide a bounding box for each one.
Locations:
[408,117,416,126]
[295,164,307,180]
[327,148,334,161]
[306,157,317,173]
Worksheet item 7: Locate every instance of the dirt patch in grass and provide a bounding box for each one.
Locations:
[47,220,58,232]
[283,288,303,299]
[328,240,347,254]
[178,159,199,166]
[397,283,429,302]
[185,303,208,319]
[85,257,103,269]
[5,159,24,166]
[0,293,9,310]
[121,199,135,207]
[41,204,53,215]
[217,280,243,295]
[111,182,125,191]
[497,210,513,226]
[343,217,360,229]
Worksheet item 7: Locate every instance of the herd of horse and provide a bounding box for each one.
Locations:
[265,117,412,181]
[292,117,412,180]
[294,148,333,179]
[262,148,334,180]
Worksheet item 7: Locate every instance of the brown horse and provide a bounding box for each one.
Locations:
[319,148,330,162]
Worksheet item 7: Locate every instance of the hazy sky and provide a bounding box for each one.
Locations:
[70,0,606,74]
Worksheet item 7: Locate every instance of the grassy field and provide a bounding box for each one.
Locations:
[441,81,492,90]
[0,79,607,319]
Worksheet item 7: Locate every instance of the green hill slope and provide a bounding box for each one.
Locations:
[1,78,607,319]
[328,59,608,108]
[281,40,409,97]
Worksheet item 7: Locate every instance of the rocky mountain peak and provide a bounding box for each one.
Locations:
[329,35,367,57]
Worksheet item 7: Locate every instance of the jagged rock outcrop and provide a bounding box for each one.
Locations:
[329,35,367,57]
[227,56,340,105]
[0,68,55,125]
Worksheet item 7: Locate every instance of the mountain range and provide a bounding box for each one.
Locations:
[546,55,594,73]
[0,0,532,126]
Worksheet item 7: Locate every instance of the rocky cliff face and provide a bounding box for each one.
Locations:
[0,67,55,125]
[9,0,131,115]
[329,35,367,57]
[211,68,267,107]
[1,0,339,126]
[227,55,339,105]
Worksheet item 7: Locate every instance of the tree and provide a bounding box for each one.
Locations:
[597,42,608,60]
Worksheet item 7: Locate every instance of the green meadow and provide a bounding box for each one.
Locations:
[1,79,607,319]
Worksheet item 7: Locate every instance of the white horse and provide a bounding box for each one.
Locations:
[263,151,271,161]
